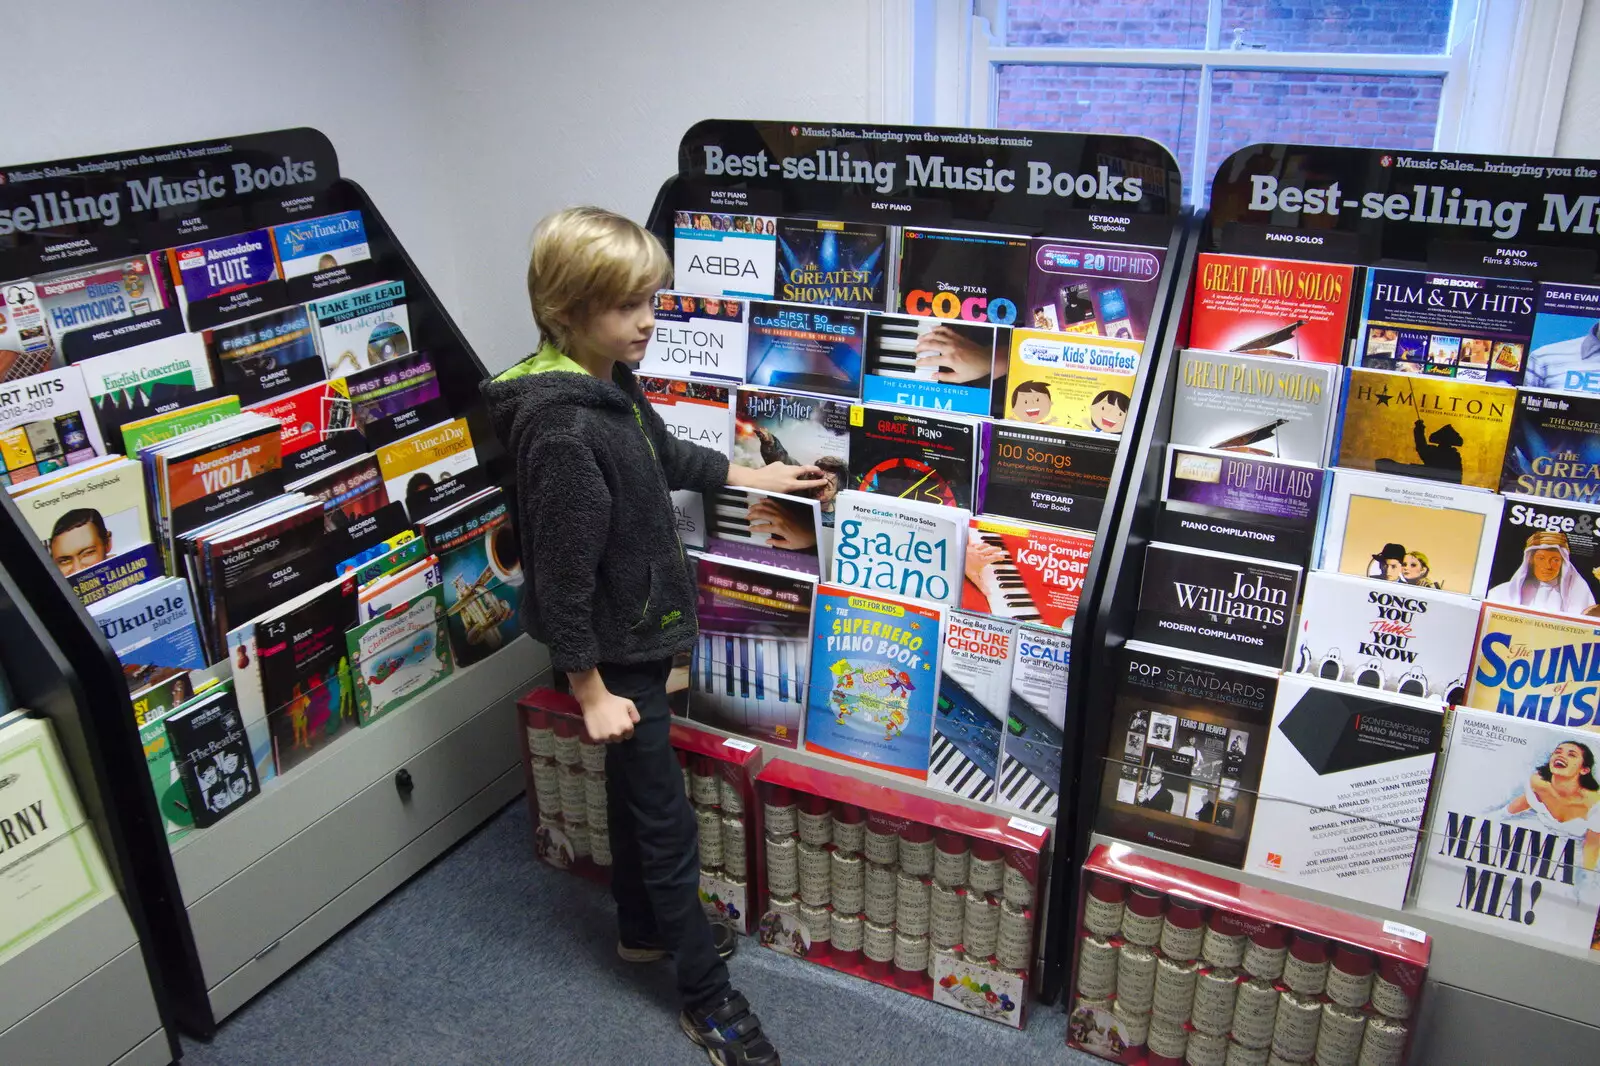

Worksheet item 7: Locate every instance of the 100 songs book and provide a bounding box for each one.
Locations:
[1132,543,1302,669]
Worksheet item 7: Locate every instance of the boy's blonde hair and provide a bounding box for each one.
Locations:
[527,206,671,350]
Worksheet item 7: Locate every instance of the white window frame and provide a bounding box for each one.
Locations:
[879,0,1581,200]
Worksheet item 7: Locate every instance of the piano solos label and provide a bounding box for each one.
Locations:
[1171,349,1339,465]
[1189,253,1355,365]
[960,517,1094,631]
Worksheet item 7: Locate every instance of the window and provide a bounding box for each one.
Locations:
[903,0,1582,203]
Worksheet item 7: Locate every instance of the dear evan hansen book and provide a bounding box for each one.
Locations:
[1097,642,1277,868]
[642,292,747,381]
[1189,253,1355,363]
[830,490,967,607]
[1244,676,1443,909]
[977,422,1115,531]
[1158,447,1324,568]
[804,586,941,780]
[775,218,888,310]
[1132,544,1301,669]
[931,611,1015,803]
[1501,388,1600,503]
[1416,707,1600,950]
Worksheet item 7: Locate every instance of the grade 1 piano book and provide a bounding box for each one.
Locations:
[686,553,817,748]
[930,610,1016,804]
[961,516,1093,630]
[830,489,967,606]
[804,584,942,780]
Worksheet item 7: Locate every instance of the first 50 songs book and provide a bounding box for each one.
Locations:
[1132,543,1302,669]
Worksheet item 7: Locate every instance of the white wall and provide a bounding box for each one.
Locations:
[420,0,876,373]
[1556,0,1600,158]
[7,0,457,314]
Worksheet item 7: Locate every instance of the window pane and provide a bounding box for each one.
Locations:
[996,64,1201,198]
[1217,0,1455,54]
[1004,1,1208,48]
[1204,70,1443,198]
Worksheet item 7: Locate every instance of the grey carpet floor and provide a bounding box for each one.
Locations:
[179,798,1101,1065]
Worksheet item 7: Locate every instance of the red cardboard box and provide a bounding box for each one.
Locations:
[754,757,1050,1028]
[516,688,765,932]
[1067,843,1430,1064]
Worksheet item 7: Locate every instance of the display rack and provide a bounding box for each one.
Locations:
[1069,143,1600,1059]
[0,130,545,1036]
[645,120,1192,1000]
[0,563,176,1065]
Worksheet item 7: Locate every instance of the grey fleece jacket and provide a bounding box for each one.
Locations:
[482,346,729,673]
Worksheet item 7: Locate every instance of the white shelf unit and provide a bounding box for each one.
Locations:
[1088,832,1600,1062]
[170,636,547,1022]
[0,894,170,1066]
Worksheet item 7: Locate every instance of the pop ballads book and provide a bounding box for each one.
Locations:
[1172,349,1339,464]
[1333,366,1516,490]
[1319,468,1504,598]
[1527,280,1600,394]
[1002,330,1140,435]
[804,585,941,780]
[775,218,888,310]
[376,418,477,520]
[847,403,976,509]
[688,554,817,748]
[272,210,370,279]
[1294,571,1478,703]
[1463,603,1600,728]
[1157,447,1325,568]
[1189,253,1356,364]
[1501,387,1600,503]
[976,422,1116,532]
[1097,642,1278,868]
[830,489,968,607]
[732,387,850,525]
[167,229,278,304]
[0,366,105,485]
[341,351,445,447]
[931,611,1015,804]
[309,279,409,377]
[999,624,1070,817]
[642,291,748,381]
[1243,675,1444,909]
[1025,238,1166,341]
[345,584,452,726]
[162,683,260,829]
[672,211,778,298]
[703,486,822,576]
[73,331,215,445]
[1415,707,1600,950]
[859,314,998,417]
[962,516,1093,631]
[745,301,866,399]
[1355,267,1535,384]
[9,456,151,574]
[897,228,1031,325]
[1132,543,1301,669]
[420,488,523,667]
[1487,495,1600,617]
[204,303,324,405]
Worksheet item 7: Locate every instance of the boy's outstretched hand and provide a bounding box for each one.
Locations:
[728,461,831,496]
[569,669,640,743]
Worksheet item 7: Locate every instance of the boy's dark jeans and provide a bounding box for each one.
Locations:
[598,658,732,1011]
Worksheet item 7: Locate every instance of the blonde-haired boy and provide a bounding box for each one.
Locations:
[485,206,811,1066]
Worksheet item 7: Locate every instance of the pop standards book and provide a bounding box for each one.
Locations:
[1131,543,1301,669]
[804,585,942,780]
[1097,641,1278,868]
[977,421,1117,532]
[1242,675,1443,909]
[1171,349,1339,463]
[1189,253,1355,364]
[829,489,967,607]
[1318,468,1504,598]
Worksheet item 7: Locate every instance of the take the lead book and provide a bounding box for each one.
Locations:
[1097,642,1278,868]
[1132,543,1302,669]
